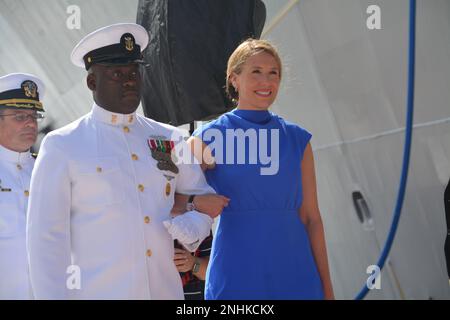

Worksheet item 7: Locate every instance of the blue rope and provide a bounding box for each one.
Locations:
[355,0,416,300]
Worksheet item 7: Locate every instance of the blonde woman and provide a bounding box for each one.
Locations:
[189,39,334,299]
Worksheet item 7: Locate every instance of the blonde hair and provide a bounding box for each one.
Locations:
[226,38,282,101]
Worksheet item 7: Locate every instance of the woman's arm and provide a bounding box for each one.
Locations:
[299,143,335,300]
[172,193,229,218]
[187,136,216,172]
[172,136,229,218]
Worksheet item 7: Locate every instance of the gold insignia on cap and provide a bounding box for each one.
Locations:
[124,36,134,51]
[87,57,92,63]
[21,81,37,98]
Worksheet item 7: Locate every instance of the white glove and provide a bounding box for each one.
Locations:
[163,211,213,252]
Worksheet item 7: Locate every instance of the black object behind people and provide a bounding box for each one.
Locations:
[137,0,266,126]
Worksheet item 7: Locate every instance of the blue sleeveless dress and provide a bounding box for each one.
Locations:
[193,109,324,300]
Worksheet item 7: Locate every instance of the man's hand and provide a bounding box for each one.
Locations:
[194,194,230,219]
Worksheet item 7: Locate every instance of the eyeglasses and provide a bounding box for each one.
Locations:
[0,113,45,122]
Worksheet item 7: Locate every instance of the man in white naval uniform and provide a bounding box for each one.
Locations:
[27,23,226,299]
[0,73,46,299]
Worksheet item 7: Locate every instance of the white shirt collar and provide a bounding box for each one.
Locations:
[91,103,137,126]
[0,144,33,164]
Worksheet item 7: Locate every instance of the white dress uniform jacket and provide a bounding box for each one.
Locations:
[0,145,34,299]
[27,104,215,299]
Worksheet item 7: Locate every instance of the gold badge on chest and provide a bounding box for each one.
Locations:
[163,174,175,196]
[147,137,179,174]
